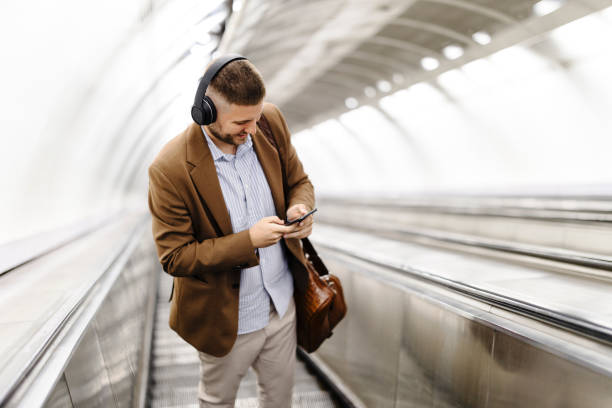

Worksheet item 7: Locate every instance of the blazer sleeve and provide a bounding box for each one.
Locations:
[266,104,315,211]
[148,164,260,279]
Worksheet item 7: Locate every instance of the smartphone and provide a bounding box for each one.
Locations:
[285,208,317,225]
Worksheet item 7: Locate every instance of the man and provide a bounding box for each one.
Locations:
[147,55,315,408]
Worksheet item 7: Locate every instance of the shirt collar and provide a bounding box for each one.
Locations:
[201,126,253,162]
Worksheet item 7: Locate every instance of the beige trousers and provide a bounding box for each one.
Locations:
[198,297,297,408]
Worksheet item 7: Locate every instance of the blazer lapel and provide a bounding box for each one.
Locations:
[185,124,233,236]
[253,127,286,218]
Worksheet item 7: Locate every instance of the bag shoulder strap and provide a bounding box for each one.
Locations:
[257,113,277,150]
[301,237,329,276]
[257,112,288,201]
[258,114,327,276]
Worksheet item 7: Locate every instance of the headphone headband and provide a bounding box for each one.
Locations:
[191,54,247,125]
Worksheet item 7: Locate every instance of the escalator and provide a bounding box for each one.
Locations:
[2,196,612,407]
[148,272,343,408]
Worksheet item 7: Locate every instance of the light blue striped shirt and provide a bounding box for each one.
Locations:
[202,127,294,334]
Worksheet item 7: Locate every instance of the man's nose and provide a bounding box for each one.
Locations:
[244,121,257,136]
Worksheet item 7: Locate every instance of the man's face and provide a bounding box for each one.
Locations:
[206,101,264,149]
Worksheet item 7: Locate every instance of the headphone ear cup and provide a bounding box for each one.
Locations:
[201,96,217,125]
[191,106,204,125]
[192,54,246,125]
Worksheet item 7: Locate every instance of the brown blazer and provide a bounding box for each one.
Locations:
[147,102,315,357]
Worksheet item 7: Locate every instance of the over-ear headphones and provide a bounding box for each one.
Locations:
[191,54,247,125]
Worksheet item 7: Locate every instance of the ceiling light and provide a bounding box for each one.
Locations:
[533,0,564,16]
[345,97,359,109]
[443,44,464,60]
[420,57,440,71]
[377,80,392,92]
[364,86,376,97]
[472,31,491,45]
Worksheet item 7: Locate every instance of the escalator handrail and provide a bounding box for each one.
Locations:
[311,232,612,345]
[322,196,612,222]
[0,215,147,406]
[0,211,122,277]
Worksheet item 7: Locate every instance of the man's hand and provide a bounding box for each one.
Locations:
[249,216,298,248]
[284,204,314,239]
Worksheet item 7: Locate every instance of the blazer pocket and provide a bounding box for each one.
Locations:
[178,277,213,308]
[177,276,215,339]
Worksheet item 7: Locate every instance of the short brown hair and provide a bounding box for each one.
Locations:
[208,59,266,105]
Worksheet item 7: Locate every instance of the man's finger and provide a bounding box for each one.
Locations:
[298,217,314,227]
[268,216,285,225]
[284,225,312,239]
[298,215,314,227]
[287,204,308,220]
[271,223,297,233]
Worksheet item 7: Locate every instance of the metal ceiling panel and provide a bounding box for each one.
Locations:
[220,0,612,132]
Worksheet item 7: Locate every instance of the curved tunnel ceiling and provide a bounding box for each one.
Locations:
[219,0,612,132]
[1,0,612,245]
[0,0,231,244]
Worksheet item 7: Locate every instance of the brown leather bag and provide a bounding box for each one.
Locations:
[258,113,347,353]
[296,237,347,352]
